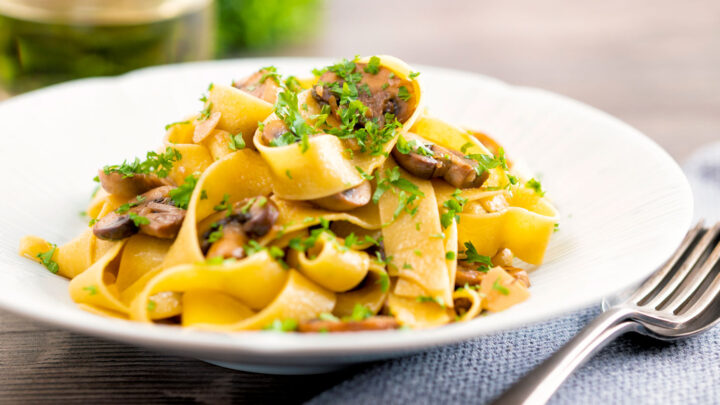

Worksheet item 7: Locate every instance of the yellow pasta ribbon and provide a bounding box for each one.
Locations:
[162,149,273,268]
[207,84,274,147]
[288,233,370,292]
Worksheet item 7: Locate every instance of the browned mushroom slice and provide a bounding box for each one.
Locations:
[98,170,172,198]
[233,69,281,104]
[298,316,399,333]
[454,261,487,287]
[260,120,291,146]
[312,63,416,129]
[93,212,137,241]
[92,185,185,241]
[134,201,186,239]
[504,266,531,288]
[205,222,248,260]
[392,142,489,188]
[234,197,279,237]
[437,147,489,189]
[391,144,445,179]
[309,181,372,212]
[193,111,221,143]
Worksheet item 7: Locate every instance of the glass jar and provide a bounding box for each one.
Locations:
[0,0,213,95]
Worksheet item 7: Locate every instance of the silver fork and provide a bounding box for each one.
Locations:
[493,221,720,405]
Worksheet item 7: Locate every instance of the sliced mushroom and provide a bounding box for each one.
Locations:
[98,170,172,199]
[205,221,248,260]
[454,262,486,287]
[92,212,137,241]
[439,147,489,189]
[298,316,399,333]
[134,201,186,239]
[505,266,531,288]
[391,144,444,179]
[392,142,489,189]
[236,197,279,238]
[232,69,281,104]
[198,196,279,256]
[260,120,290,146]
[491,248,514,267]
[310,181,372,212]
[312,63,416,129]
[93,186,185,241]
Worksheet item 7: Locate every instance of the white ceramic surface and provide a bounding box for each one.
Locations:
[0,58,692,374]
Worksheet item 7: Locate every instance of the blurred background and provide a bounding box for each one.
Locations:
[0,0,717,160]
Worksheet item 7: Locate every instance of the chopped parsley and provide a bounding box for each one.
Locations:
[446,251,456,260]
[413,250,422,257]
[128,212,150,226]
[465,148,508,175]
[461,241,493,271]
[164,120,190,131]
[416,295,445,307]
[285,169,293,179]
[460,142,474,153]
[397,86,411,102]
[116,195,146,214]
[273,78,315,153]
[395,135,433,156]
[83,285,98,296]
[147,300,156,311]
[372,166,425,223]
[526,178,545,196]
[259,65,282,84]
[408,71,420,79]
[349,304,373,321]
[376,272,390,293]
[363,56,381,74]
[168,174,199,209]
[554,223,559,232]
[207,225,224,243]
[355,166,374,180]
[213,193,231,214]
[36,244,59,274]
[228,133,245,150]
[319,312,340,322]
[507,174,519,185]
[200,190,208,200]
[441,189,467,228]
[492,278,510,296]
[263,319,298,332]
[103,147,181,179]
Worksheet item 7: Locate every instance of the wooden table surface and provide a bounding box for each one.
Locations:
[2,1,719,403]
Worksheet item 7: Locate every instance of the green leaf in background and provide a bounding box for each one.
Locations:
[215,0,324,56]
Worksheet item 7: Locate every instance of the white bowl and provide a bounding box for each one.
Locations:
[0,58,692,374]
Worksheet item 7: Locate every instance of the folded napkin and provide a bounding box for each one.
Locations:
[308,142,720,405]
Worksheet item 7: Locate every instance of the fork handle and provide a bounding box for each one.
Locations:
[491,308,639,405]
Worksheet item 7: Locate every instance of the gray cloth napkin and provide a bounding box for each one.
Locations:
[308,143,720,405]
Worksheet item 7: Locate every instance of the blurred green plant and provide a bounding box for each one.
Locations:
[215,0,324,56]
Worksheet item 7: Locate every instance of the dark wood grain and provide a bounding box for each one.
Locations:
[2,1,719,403]
[0,310,359,404]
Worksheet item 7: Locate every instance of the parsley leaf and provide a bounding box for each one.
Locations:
[207,225,224,243]
[103,147,182,179]
[372,167,425,223]
[397,86,411,102]
[168,174,199,209]
[526,178,545,196]
[263,319,298,332]
[36,244,59,274]
[492,278,510,295]
[228,133,245,150]
[408,71,420,79]
[83,285,98,296]
[461,242,493,271]
[363,56,381,74]
[440,189,468,228]
[376,272,390,293]
[348,304,373,321]
[128,212,150,226]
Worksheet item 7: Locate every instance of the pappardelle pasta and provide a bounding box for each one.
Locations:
[19,55,558,332]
